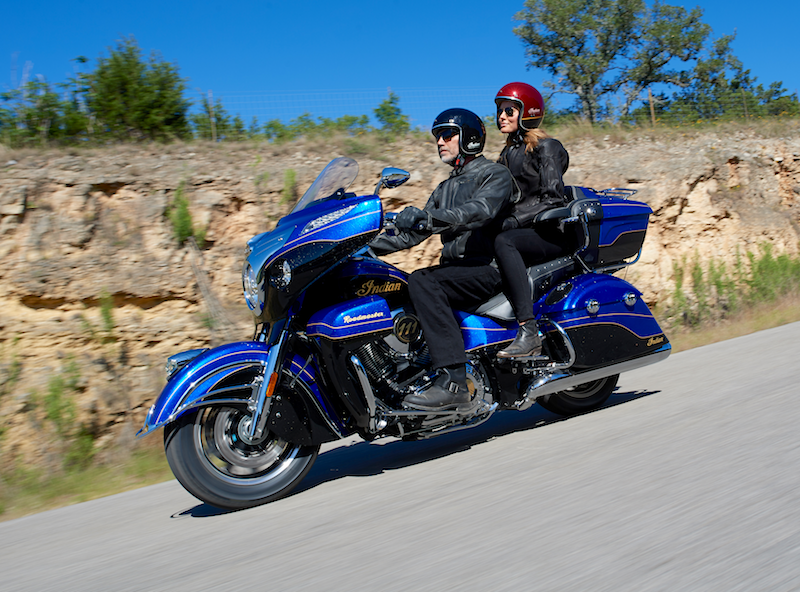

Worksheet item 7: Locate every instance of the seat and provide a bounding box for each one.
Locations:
[470,256,576,322]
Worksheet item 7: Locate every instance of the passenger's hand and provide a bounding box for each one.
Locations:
[501,216,519,231]
[396,206,427,232]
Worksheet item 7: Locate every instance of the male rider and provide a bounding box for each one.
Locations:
[370,108,518,412]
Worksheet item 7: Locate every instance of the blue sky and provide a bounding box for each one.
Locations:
[3,1,798,129]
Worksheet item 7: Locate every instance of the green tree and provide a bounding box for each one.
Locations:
[640,34,800,123]
[618,1,709,116]
[374,91,409,135]
[514,0,710,123]
[0,78,89,146]
[191,93,231,141]
[86,37,191,140]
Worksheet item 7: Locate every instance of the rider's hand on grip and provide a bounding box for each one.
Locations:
[396,206,428,232]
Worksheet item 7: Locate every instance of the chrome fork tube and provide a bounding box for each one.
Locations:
[246,328,289,441]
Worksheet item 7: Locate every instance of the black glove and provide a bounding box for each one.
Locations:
[501,216,520,231]
[396,206,428,232]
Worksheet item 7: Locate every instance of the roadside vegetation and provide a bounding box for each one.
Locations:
[661,245,800,351]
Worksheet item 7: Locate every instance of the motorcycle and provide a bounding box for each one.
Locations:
[137,157,670,509]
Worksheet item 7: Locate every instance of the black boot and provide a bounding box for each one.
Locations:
[403,365,477,413]
[497,320,542,358]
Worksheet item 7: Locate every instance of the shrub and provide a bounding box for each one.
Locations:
[99,289,115,341]
[168,181,193,244]
[281,169,297,204]
[44,360,80,437]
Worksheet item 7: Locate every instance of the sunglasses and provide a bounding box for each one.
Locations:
[434,128,459,141]
[497,106,518,118]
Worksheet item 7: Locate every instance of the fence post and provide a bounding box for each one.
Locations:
[208,90,217,142]
[648,88,656,127]
[741,88,749,119]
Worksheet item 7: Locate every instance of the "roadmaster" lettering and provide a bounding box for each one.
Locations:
[343,311,384,323]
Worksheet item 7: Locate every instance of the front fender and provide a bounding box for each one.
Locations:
[137,341,349,442]
[137,342,273,438]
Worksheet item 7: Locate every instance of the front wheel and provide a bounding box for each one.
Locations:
[164,405,319,510]
[537,374,619,416]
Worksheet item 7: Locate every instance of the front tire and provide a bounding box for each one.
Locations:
[164,405,319,510]
[537,374,618,416]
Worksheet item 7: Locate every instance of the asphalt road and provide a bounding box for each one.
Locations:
[2,322,800,591]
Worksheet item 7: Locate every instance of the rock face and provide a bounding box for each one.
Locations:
[1,128,798,467]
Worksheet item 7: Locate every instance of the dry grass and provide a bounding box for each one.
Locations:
[0,436,172,523]
[549,116,800,146]
[667,293,800,353]
[3,117,797,166]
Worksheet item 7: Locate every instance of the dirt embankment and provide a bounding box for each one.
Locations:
[0,127,798,467]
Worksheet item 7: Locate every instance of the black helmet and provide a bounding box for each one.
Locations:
[431,108,485,156]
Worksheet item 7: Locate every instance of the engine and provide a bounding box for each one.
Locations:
[353,334,432,402]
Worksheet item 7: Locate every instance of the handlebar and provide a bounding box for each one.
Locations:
[383,211,427,234]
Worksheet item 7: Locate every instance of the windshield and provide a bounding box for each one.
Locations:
[291,157,359,213]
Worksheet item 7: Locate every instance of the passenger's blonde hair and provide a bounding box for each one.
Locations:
[506,128,550,152]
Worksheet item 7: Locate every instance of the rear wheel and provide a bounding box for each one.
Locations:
[537,374,618,416]
[164,405,319,509]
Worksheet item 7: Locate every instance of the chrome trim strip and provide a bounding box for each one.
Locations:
[517,343,671,409]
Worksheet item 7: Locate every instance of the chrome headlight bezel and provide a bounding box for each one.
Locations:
[243,262,262,311]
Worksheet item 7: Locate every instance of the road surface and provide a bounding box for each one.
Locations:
[2,323,800,591]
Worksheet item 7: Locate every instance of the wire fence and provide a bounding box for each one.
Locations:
[195,87,800,130]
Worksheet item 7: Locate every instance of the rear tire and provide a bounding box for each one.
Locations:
[537,374,618,416]
[164,406,319,510]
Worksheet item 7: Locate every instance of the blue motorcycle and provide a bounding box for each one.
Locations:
[138,157,670,509]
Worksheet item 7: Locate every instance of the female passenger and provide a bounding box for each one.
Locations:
[493,82,571,358]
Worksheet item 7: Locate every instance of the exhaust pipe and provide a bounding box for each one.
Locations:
[516,343,671,410]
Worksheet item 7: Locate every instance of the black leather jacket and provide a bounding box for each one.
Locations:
[370,155,518,264]
[499,133,569,228]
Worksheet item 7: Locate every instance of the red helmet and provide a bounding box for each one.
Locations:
[494,82,545,131]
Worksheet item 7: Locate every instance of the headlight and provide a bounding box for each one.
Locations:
[269,259,292,289]
[243,262,261,310]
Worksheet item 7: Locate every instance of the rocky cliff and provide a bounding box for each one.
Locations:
[1,126,798,467]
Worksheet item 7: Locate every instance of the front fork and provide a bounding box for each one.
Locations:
[242,327,289,442]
